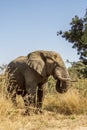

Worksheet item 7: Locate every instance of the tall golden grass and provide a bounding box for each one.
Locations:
[0,74,87,115]
[0,74,87,130]
[44,88,87,115]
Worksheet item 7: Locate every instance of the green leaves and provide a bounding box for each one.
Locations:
[57,9,87,78]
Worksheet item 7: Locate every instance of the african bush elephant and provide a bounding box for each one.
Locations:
[6,50,71,113]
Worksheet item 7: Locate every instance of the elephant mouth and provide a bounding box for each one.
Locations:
[56,79,70,93]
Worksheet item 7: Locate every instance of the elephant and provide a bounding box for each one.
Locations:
[5,50,71,113]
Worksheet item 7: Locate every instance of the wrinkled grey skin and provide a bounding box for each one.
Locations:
[6,50,71,113]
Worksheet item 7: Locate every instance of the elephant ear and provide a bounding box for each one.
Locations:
[27,52,46,77]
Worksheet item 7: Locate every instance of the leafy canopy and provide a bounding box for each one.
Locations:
[57,10,87,78]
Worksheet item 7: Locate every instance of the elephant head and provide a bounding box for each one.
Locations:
[50,52,71,93]
[27,50,71,93]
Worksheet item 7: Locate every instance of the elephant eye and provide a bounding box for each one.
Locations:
[54,62,57,67]
[54,55,57,59]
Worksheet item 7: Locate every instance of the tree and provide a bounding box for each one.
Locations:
[57,10,87,78]
[67,60,87,78]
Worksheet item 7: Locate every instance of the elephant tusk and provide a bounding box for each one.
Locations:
[57,76,71,81]
[71,79,78,82]
[54,67,71,81]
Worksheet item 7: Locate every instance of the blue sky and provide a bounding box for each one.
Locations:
[0,0,87,66]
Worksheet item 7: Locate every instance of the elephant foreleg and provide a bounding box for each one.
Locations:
[23,95,29,106]
[22,93,37,115]
[37,86,44,109]
[36,83,47,113]
[25,83,37,107]
[22,93,35,107]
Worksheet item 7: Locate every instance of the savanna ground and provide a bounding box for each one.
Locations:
[0,74,87,130]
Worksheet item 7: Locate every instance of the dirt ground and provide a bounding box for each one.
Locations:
[0,111,87,130]
[47,114,87,130]
[37,113,87,130]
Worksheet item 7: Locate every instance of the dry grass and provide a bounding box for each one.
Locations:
[0,96,87,130]
[0,74,87,130]
[44,88,87,115]
[72,79,87,96]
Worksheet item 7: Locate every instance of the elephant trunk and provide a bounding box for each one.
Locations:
[56,79,70,93]
[54,67,71,93]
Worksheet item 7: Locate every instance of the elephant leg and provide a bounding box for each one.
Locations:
[37,86,44,109]
[36,83,47,113]
[22,92,37,115]
[22,93,31,107]
[24,83,37,107]
[36,82,47,113]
